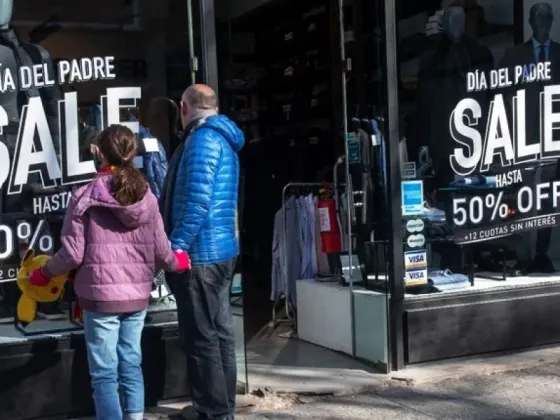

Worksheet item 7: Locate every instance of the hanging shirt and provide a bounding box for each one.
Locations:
[306,194,318,278]
[298,195,316,280]
[270,197,301,304]
[271,209,285,301]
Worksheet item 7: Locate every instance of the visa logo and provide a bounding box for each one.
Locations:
[405,268,428,285]
[404,251,427,270]
[408,255,425,263]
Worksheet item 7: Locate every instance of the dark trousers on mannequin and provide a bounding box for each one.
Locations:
[530,161,560,272]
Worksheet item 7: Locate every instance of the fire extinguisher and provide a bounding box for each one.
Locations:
[318,198,342,253]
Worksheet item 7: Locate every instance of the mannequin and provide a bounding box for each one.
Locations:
[499,3,560,273]
[415,6,493,273]
[0,0,63,317]
[147,97,181,155]
[416,6,493,187]
[0,0,61,153]
[500,3,560,133]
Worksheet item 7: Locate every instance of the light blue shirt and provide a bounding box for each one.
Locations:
[532,37,551,63]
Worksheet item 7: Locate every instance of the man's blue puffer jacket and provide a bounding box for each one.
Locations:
[169,115,245,265]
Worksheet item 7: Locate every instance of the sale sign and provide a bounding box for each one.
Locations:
[0,56,159,283]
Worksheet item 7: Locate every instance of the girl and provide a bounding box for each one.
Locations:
[29,124,190,420]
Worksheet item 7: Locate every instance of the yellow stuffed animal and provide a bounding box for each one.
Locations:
[16,249,69,323]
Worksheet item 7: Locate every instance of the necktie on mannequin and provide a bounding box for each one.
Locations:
[539,45,547,63]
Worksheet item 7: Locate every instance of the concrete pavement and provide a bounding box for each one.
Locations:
[233,362,560,419]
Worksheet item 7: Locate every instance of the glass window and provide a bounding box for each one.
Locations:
[0,0,196,338]
[396,1,560,296]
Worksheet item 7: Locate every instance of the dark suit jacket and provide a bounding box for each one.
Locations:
[415,37,494,185]
[499,40,560,148]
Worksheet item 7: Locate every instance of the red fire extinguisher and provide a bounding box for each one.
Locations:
[317,198,342,253]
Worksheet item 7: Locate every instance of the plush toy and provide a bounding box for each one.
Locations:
[16,249,69,323]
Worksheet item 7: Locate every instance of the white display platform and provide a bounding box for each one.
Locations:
[297,280,353,355]
[353,289,388,367]
[296,280,389,366]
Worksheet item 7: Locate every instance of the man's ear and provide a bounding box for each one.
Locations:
[180,101,188,117]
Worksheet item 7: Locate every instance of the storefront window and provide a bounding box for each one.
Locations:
[0,0,197,335]
[397,1,560,295]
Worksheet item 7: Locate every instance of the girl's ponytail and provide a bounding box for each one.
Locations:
[97,125,148,206]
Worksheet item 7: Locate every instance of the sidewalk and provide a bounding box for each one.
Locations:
[245,332,560,394]
[74,341,560,419]
[148,344,560,419]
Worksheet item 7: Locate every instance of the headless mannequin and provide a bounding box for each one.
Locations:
[416,6,493,188]
[415,6,493,271]
[0,0,61,154]
[0,0,63,312]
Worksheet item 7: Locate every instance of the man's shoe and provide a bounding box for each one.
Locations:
[181,406,234,420]
[181,406,198,420]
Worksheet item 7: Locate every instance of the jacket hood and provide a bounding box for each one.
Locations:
[202,115,245,152]
[73,175,157,229]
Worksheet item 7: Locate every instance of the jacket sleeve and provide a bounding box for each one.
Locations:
[43,195,87,278]
[153,209,178,271]
[169,130,222,251]
[145,141,169,199]
[153,142,169,198]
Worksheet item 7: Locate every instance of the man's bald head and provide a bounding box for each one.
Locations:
[182,84,217,110]
[180,84,218,128]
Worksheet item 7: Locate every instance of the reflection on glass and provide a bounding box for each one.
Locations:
[395,1,560,297]
[0,1,211,334]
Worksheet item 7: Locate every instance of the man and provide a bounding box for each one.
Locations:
[161,85,245,420]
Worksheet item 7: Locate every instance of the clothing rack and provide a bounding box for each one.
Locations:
[270,182,333,333]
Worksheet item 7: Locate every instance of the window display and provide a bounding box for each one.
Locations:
[0,0,193,338]
[398,0,560,296]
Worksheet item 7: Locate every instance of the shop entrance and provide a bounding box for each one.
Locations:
[216,0,394,383]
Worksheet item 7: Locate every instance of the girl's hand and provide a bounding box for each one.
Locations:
[173,250,191,272]
[28,268,50,286]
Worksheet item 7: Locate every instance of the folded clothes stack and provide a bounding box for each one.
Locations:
[450,174,497,188]
[423,202,446,223]
[428,269,470,291]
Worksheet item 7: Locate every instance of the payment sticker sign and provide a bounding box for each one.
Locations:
[404,250,427,270]
[406,218,424,233]
[405,268,428,286]
[401,180,423,216]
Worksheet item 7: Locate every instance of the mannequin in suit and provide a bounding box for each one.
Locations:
[416,6,493,188]
[147,97,181,155]
[500,3,560,273]
[0,0,61,154]
[0,0,62,314]
[500,2,560,137]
